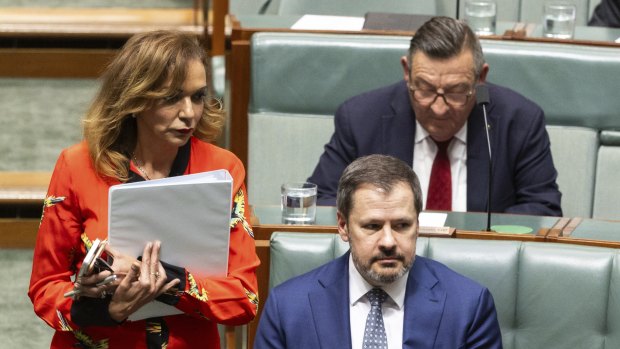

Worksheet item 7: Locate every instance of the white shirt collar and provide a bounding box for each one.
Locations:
[349,254,408,310]
[414,119,468,145]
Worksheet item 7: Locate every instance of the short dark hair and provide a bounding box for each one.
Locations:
[337,154,423,221]
[408,16,485,78]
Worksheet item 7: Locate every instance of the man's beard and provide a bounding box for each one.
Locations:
[351,248,414,286]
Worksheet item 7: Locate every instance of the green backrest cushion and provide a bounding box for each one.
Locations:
[593,141,620,220]
[426,239,520,346]
[481,40,620,128]
[247,112,334,205]
[250,33,408,115]
[607,255,620,348]
[251,33,620,128]
[546,126,599,218]
[515,243,614,349]
[269,232,430,289]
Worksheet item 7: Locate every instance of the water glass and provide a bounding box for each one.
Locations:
[281,182,317,224]
[543,1,576,39]
[465,0,497,36]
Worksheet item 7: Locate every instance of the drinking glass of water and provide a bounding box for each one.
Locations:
[465,0,497,36]
[543,1,576,39]
[281,182,317,224]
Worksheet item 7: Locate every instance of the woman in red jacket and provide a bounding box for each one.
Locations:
[28,30,259,348]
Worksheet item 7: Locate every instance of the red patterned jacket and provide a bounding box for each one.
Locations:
[29,137,259,348]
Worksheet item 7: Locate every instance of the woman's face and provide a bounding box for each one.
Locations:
[136,58,207,150]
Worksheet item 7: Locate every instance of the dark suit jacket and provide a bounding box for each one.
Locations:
[589,0,620,27]
[254,253,503,349]
[308,81,562,216]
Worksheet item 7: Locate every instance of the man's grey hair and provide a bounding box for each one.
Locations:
[408,16,485,78]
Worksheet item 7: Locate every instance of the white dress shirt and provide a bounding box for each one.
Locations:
[413,120,468,212]
[349,254,409,349]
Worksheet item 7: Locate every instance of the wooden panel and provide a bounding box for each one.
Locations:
[211,0,229,56]
[0,8,199,25]
[248,238,269,349]
[0,8,203,38]
[229,39,251,167]
[0,172,51,187]
[0,172,51,205]
[0,218,39,248]
[0,49,116,78]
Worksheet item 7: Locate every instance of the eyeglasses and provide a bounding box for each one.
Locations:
[408,85,474,107]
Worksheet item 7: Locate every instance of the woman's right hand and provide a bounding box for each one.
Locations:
[107,241,180,322]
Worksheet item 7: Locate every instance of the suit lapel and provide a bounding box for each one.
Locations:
[308,253,352,349]
[402,257,446,349]
[382,81,416,166]
[467,104,490,211]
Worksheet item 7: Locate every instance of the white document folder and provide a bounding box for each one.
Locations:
[108,169,233,320]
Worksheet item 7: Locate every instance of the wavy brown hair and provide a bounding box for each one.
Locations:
[83,30,224,182]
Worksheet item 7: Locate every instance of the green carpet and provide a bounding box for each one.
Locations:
[0,78,97,171]
[0,249,53,348]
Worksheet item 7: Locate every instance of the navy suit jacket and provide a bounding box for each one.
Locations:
[589,0,620,27]
[254,253,503,349]
[308,81,562,216]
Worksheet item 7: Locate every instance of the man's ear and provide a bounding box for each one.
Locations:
[400,55,410,83]
[478,63,490,83]
[337,211,349,242]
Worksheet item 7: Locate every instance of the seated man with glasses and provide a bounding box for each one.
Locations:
[308,16,562,216]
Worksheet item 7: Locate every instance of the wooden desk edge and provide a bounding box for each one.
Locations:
[0,218,40,248]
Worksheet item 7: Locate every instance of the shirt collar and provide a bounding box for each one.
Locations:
[414,120,468,145]
[349,254,408,310]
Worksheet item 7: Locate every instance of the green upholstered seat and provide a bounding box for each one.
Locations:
[269,232,620,349]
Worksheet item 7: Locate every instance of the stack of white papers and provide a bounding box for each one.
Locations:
[108,169,233,320]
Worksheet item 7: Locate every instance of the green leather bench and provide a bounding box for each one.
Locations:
[247,32,620,219]
[268,232,620,349]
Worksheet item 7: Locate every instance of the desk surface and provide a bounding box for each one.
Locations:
[235,15,620,43]
[0,172,50,206]
[252,205,560,234]
[564,218,620,242]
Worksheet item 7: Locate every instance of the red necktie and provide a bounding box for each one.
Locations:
[426,139,452,211]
